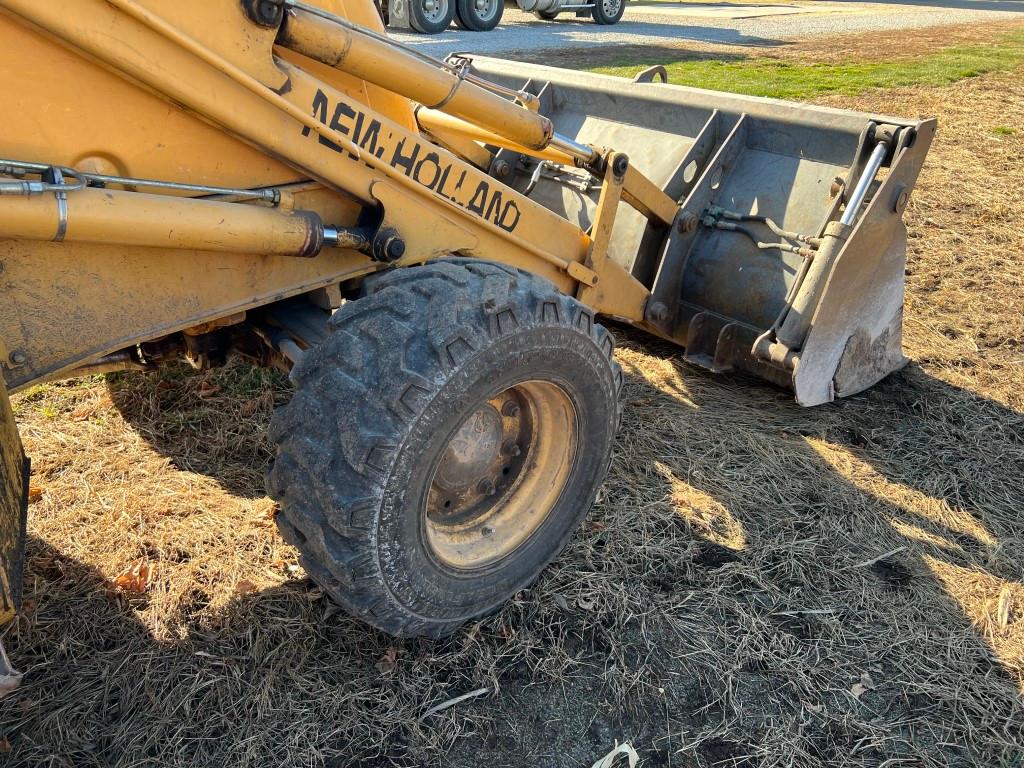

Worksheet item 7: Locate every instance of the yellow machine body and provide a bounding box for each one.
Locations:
[0,0,934,632]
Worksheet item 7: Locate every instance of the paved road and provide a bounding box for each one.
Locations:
[392,0,1024,59]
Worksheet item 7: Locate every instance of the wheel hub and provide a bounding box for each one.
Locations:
[424,381,577,569]
[421,0,448,20]
[433,403,504,495]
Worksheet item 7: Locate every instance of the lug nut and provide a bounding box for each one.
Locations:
[477,478,495,496]
[502,440,521,457]
[8,351,26,365]
[502,401,520,418]
[481,526,494,537]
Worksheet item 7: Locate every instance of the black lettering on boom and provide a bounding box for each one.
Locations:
[302,89,519,233]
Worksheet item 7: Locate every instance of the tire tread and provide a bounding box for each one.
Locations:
[267,258,621,636]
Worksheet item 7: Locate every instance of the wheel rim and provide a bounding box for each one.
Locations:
[472,0,500,21]
[602,0,620,15]
[421,0,450,23]
[424,380,578,570]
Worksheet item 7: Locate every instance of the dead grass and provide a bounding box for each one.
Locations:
[2,26,1024,768]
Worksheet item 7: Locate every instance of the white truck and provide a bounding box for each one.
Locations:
[382,0,625,33]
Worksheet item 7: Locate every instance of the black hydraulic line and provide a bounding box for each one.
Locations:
[709,221,817,260]
[703,205,822,248]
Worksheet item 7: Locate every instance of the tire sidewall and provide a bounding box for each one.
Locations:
[455,0,504,31]
[592,0,624,24]
[410,0,455,33]
[376,325,617,621]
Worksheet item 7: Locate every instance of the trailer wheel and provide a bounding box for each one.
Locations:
[533,9,560,19]
[454,0,504,30]
[592,0,624,24]
[267,259,622,638]
[409,0,455,33]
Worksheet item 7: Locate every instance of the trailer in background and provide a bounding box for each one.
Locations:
[382,0,625,34]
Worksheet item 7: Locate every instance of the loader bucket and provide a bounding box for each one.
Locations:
[465,56,935,406]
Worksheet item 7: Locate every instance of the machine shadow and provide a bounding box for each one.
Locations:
[42,336,1021,765]
[104,337,1024,662]
[600,332,1023,759]
[614,329,1024,591]
[0,536,427,766]
[105,361,285,500]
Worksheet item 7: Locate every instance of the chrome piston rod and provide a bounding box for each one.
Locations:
[840,140,889,226]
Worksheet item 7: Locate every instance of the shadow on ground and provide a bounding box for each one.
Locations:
[399,18,788,55]
[3,338,1022,766]
[504,43,756,69]
[105,362,286,499]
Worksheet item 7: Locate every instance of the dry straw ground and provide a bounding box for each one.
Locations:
[2,22,1023,768]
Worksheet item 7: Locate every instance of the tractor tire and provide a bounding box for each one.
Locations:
[592,0,625,24]
[409,0,455,34]
[454,0,504,30]
[267,259,622,638]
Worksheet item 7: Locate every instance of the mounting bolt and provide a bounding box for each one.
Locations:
[644,300,669,324]
[830,176,846,199]
[677,213,698,234]
[387,237,405,261]
[477,479,495,496]
[8,351,26,366]
[373,233,405,263]
[501,401,520,418]
[493,160,511,178]
[502,440,522,457]
[611,154,629,179]
[894,186,910,214]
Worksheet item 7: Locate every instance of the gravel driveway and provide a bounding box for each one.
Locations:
[392,0,1024,58]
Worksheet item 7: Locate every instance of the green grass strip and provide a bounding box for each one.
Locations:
[590,32,1024,99]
